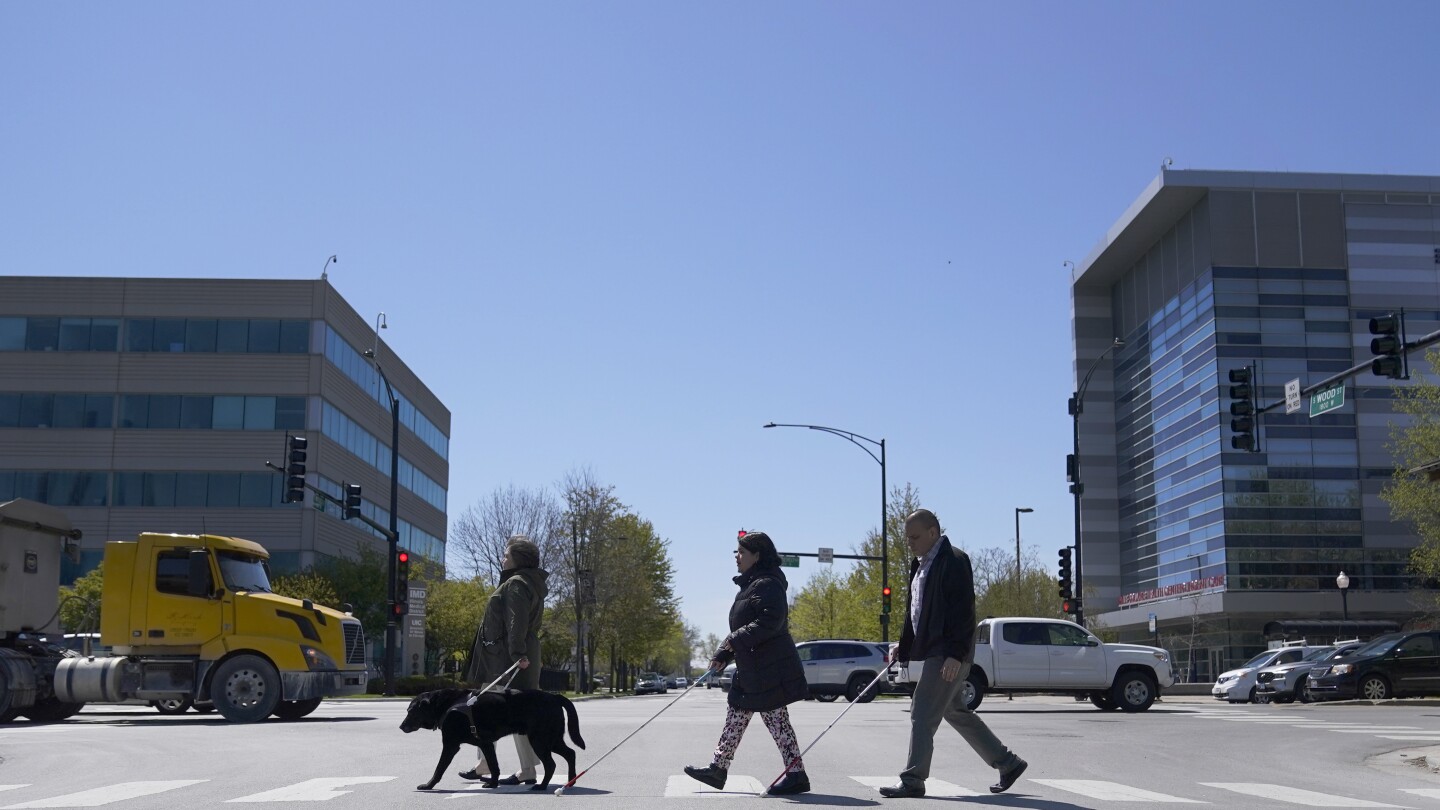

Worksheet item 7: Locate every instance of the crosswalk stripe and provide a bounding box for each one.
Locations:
[1329,728,1421,733]
[663,774,765,797]
[1400,789,1440,799]
[1031,779,1205,802]
[1,780,207,808]
[850,776,981,797]
[1378,735,1440,741]
[1199,782,1406,807]
[226,777,396,802]
[0,790,27,795]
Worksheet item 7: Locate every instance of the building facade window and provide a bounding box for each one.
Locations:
[118,395,306,430]
[0,471,108,506]
[323,326,449,459]
[110,471,284,508]
[313,475,446,562]
[125,318,309,354]
[0,317,120,352]
[321,400,447,512]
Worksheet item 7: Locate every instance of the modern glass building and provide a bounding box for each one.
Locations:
[0,276,450,581]
[1070,170,1440,681]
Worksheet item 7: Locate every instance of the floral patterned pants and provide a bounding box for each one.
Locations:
[711,705,804,772]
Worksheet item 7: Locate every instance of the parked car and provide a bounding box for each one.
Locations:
[717,663,737,692]
[1308,630,1440,701]
[1255,642,1363,704]
[889,618,1173,712]
[796,639,892,703]
[667,676,689,689]
[634,672,668,695]
[1213,642,1328,703]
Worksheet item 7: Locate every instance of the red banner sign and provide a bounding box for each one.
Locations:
[1118,575,1226,607]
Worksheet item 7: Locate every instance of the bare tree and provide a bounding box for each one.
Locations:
[448,484,565,589]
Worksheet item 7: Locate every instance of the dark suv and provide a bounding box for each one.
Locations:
[1307,630,1440,701]
[795,640,891,703]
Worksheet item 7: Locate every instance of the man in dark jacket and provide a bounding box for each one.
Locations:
[880,509,1027,797]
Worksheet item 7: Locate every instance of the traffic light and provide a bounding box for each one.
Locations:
[284,435,308,503]
[1062,598,1081,616]
[882,586,892,614]
[1227,365,1257,452]
[1369,312,1408,380]
[394,548,411,616]
[1058,547,1073,601]
[343,483,362,520]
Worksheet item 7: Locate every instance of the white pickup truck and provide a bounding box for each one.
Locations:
[888,617,1174,712]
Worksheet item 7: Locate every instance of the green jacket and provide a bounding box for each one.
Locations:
[465,566,548,690]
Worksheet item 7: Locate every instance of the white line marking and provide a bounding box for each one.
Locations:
[850,777,982,797]
[1400,789,1440,799]
[1031,779,1206,802]
[226,777,396,802]
[1328,728,1422,733]
[2,780,208,808]
[1199,782,1406,807]
[664,775,766,797]
[1377,735,1440,741]
[0,790,27,795]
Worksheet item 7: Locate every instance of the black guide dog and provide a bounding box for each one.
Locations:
[401,687,586,791]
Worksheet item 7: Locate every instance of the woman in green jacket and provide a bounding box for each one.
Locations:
[460,536,548,785]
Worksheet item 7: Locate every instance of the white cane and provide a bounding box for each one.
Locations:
[760,662,896,797]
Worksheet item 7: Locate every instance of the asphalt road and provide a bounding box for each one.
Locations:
[3,689,1440,808]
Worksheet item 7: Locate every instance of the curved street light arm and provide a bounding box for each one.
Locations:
[763,422,882,466]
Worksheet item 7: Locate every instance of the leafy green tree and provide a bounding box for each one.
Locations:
[315,545,389,644]
[971,546,1065,620]
[423,574,489,677]
[789,567,873,641]
[588,513,681,681]
[1382,346,1440,613]
[58,562,105,633]
[271,570,342,608]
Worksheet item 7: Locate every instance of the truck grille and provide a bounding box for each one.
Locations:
[342,621,366,665]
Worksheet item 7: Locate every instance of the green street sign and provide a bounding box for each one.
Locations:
[1310,383,1345,417]
[780,554,800,568]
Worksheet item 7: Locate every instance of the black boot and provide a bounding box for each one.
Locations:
[769,771,811,796]
[684,764,728,790]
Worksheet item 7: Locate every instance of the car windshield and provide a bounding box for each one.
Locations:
[1243,651,1277,668]
[1351,634,1403,657]
[1326,645,1362,660]
[218,551,273,593]
[1300,646,1335,662]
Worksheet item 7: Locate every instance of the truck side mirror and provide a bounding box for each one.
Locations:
[187,549,214,598]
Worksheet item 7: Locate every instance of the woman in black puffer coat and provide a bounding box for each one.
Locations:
[684,531,810,796]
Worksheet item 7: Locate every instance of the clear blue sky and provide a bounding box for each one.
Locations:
[4,3,1438,646]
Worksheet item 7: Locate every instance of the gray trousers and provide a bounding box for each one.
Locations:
[899,656,1017,787]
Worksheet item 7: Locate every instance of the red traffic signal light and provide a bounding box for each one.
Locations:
[882,586,891,596]
[881,585,892,614]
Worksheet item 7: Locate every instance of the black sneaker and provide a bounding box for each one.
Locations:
[769,771,810,796]
[990,758,1028,794]
[684,764,728,790]
[878,782,925,798]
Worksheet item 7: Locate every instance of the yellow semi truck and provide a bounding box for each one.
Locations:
[0,498,369,724]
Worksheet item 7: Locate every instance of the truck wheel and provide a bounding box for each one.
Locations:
[845,674,877,703]
[272,697,323,720]
[1359,675,1390,701]
[962,672,984,712]
[1111,671,1156,712]
[152,697,194,715]
[20,697,85,722]
[211,655,281,723]
[1089,692,1118,711]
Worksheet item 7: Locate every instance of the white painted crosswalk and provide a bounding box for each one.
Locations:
[0,774,1433,806]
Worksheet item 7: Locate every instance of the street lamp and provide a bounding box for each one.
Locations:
[1014,507,1033,585]
[1068,336,1124,627]
[764,422,889,641]
[1336,570,1350,622]
[364,312,401,697]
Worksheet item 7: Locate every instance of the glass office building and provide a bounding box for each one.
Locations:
[0,276,451,580]
[1071,170,1440,680]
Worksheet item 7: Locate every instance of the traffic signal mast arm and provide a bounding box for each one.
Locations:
[1247,322,1440,418]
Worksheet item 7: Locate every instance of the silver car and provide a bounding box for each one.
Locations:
[1254,645,1337,703]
